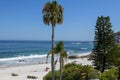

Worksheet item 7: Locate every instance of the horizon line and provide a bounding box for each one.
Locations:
[0,40,93,42]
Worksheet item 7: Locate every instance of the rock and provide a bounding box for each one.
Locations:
[68,55,80,59]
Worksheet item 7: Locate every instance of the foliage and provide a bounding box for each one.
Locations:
[47,41,67,80]
[42,1,63,26]
[92,16,115,72]
[106,44,120,67]
[64,63,77,68]
[99,67,118,80]
[43,63,99,80]
[106,44,120,80]
[43,71,60,80]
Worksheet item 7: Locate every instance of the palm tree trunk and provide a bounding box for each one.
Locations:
[51,25,55,80]
[60,56,62,80]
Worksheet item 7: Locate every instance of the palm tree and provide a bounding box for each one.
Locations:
[47,41,67,80]
[59,51,67,80]
[55,41,67,80]
[42,1,63,80]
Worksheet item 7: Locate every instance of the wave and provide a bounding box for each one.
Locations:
[0,51,92,62]
[67,51,74,53]
[78,52,91,56]
[69,52,91,57]
[88,42,93,44]
[0,54,47,61]
[81,48,87,50]
[72,42,81,45]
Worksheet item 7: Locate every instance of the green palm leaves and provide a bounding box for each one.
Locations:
[42,1,63,26]
[47,41,67,65]
[75,65,96,80]
[47,41,67,80]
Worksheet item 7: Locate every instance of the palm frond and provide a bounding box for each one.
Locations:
[43,14,50,25]
[42,2,51,14]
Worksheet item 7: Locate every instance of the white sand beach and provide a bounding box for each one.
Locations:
[0,54,92,80]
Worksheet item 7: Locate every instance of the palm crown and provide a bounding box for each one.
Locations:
[42,1,63,27]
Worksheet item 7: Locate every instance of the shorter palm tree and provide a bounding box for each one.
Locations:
[47,41,67,80]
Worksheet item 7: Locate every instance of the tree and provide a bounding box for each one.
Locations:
[55,41,67,80]
[42,1,63,80]
[93,16,115,72]
[107,44,120,80]
[47,41,67,80]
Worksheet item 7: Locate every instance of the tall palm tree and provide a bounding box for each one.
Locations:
[47,41,67,80]
[42,1,63,80]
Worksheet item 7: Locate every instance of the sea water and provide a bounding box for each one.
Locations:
[0,41,93,67]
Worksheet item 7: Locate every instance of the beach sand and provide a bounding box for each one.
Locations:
[0,54,92,80]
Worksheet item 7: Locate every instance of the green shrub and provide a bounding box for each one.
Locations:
[43,63,99,80]
[99,67,118,80]
[64,62,77,69]
[88,69,100,79]
[43,71,60,80]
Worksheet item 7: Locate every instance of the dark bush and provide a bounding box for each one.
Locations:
[43,63,99,80]
[99,67,118,80]
[43,71,60,80]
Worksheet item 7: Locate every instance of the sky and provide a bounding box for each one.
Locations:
[0,0,120,41]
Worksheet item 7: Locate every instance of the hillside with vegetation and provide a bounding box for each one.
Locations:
[115,31,120,36]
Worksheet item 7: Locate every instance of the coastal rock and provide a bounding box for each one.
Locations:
[19,60,25,62]
[68,55,80,59]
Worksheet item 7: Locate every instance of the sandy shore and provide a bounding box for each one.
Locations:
[0,54,92,80]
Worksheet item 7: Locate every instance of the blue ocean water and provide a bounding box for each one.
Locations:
[0,41,93,67]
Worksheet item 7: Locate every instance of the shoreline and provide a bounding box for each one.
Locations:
[0,52,91,68]
[0,53,92,80]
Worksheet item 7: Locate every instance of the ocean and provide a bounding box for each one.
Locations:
[0,41,93,67]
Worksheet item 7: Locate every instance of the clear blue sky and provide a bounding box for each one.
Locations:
[0,0,120,41]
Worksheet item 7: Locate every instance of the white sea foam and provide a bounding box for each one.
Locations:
[0,52,91,62]
[81,48,87,50]
[67,51,74,53]
[72,42,81,45]
[77,52,91,56]
[0,54,47,61]
[88,42,93,44]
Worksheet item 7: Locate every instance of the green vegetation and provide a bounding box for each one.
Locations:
[47,41,67,80]
[92,16,120,79]
[99,67,118,80]
[42,15,120,80]
[42,1,63,80]
[43,63,100,80]
[44,63,120,80]
[107,44,120,67]
[92,16,115,72]
[107,44,120,80]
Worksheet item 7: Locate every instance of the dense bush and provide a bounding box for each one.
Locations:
[64,62,77,68]
[43,63,99,80]
[99,67,118,80]
[43,71,60,80]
